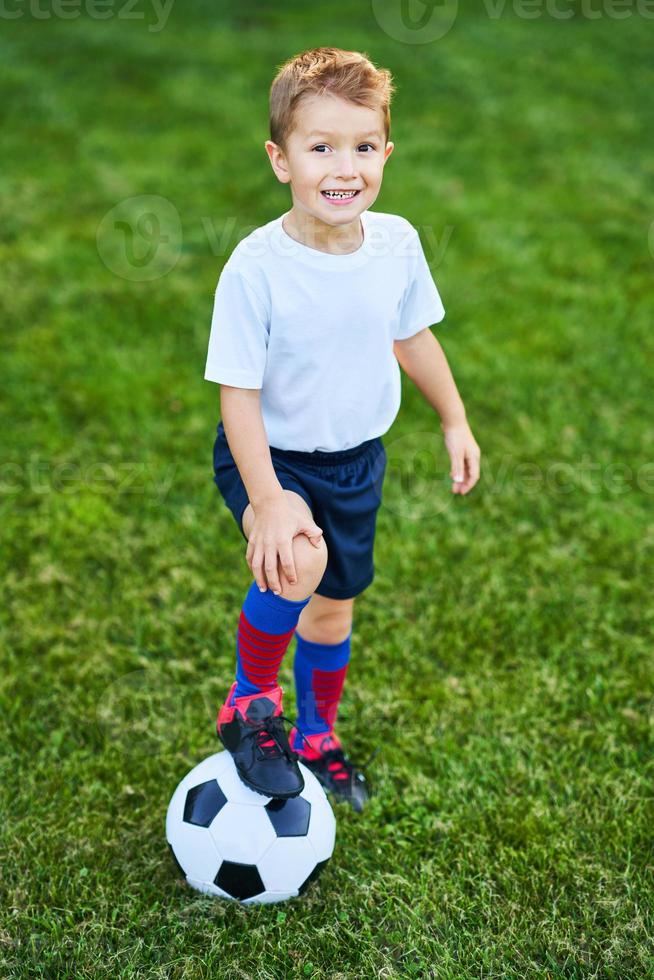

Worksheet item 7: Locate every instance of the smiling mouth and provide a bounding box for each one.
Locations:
[320,190,361,200]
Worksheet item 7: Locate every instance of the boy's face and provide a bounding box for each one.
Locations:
[265,93,394,230]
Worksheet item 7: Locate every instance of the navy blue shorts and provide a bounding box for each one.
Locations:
[212,420,387,600]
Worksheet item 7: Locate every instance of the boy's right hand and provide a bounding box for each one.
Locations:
[245,497,323,595]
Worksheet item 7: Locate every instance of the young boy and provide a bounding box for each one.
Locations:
[204,47,480,813]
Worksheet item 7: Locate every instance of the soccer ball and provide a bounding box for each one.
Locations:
[166,751,336,904]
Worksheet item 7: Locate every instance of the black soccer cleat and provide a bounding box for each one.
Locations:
[290,728,379,814]
[217,682,305,800]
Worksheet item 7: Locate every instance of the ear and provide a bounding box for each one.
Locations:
[383,142,395,164]
[264,140,291,184]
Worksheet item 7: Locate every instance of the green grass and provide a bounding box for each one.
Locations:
[1,3,653,977]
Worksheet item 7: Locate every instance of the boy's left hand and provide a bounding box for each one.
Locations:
[442,419,481,495]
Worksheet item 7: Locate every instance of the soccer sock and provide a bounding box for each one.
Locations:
[291,628,351,751]
[229,581,311,705]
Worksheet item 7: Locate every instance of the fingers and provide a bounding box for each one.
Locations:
[467,448,481,488]
[248,534,294,593]
[264,546,283,595]
[247,518,324,594]
[300,522,323,548]
[451,452,465,493]
[249,544,283,594]
[278,543,297,586]
[249,543,268,593]
[452,467,468,494]
[452,448,481,494]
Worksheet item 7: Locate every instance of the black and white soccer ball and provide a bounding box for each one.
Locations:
[166,751,336,904]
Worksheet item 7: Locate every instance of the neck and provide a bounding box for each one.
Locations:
[283,207,364,255]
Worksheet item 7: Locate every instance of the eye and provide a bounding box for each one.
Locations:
[311,143,377,153]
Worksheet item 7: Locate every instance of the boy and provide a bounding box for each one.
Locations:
[205,47,480,813]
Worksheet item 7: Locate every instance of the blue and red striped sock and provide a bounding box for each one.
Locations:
[229,582,311,705]
[291,629,351,750]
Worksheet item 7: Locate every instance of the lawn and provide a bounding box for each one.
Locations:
[1,2,653,977]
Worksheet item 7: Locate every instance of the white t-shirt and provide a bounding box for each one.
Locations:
[204,209,446,452]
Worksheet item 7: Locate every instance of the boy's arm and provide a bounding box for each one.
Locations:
[219,386,324,593]
[219,386,285,508]
[393,327,481,494]
[393,327,466,427]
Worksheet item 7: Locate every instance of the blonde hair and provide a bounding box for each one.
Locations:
[269,46,395,151]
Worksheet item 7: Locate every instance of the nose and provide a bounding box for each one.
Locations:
[331,150,360,181]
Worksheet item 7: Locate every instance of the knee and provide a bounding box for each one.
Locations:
[278,533,328,600]
[299,609,353,645]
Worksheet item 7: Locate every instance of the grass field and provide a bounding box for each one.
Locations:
[1,2,653,977]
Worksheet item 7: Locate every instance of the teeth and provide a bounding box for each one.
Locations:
[323,190,358,199]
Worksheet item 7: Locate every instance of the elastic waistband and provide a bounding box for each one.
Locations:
[217,420,381,465]
[270,436,381,465]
